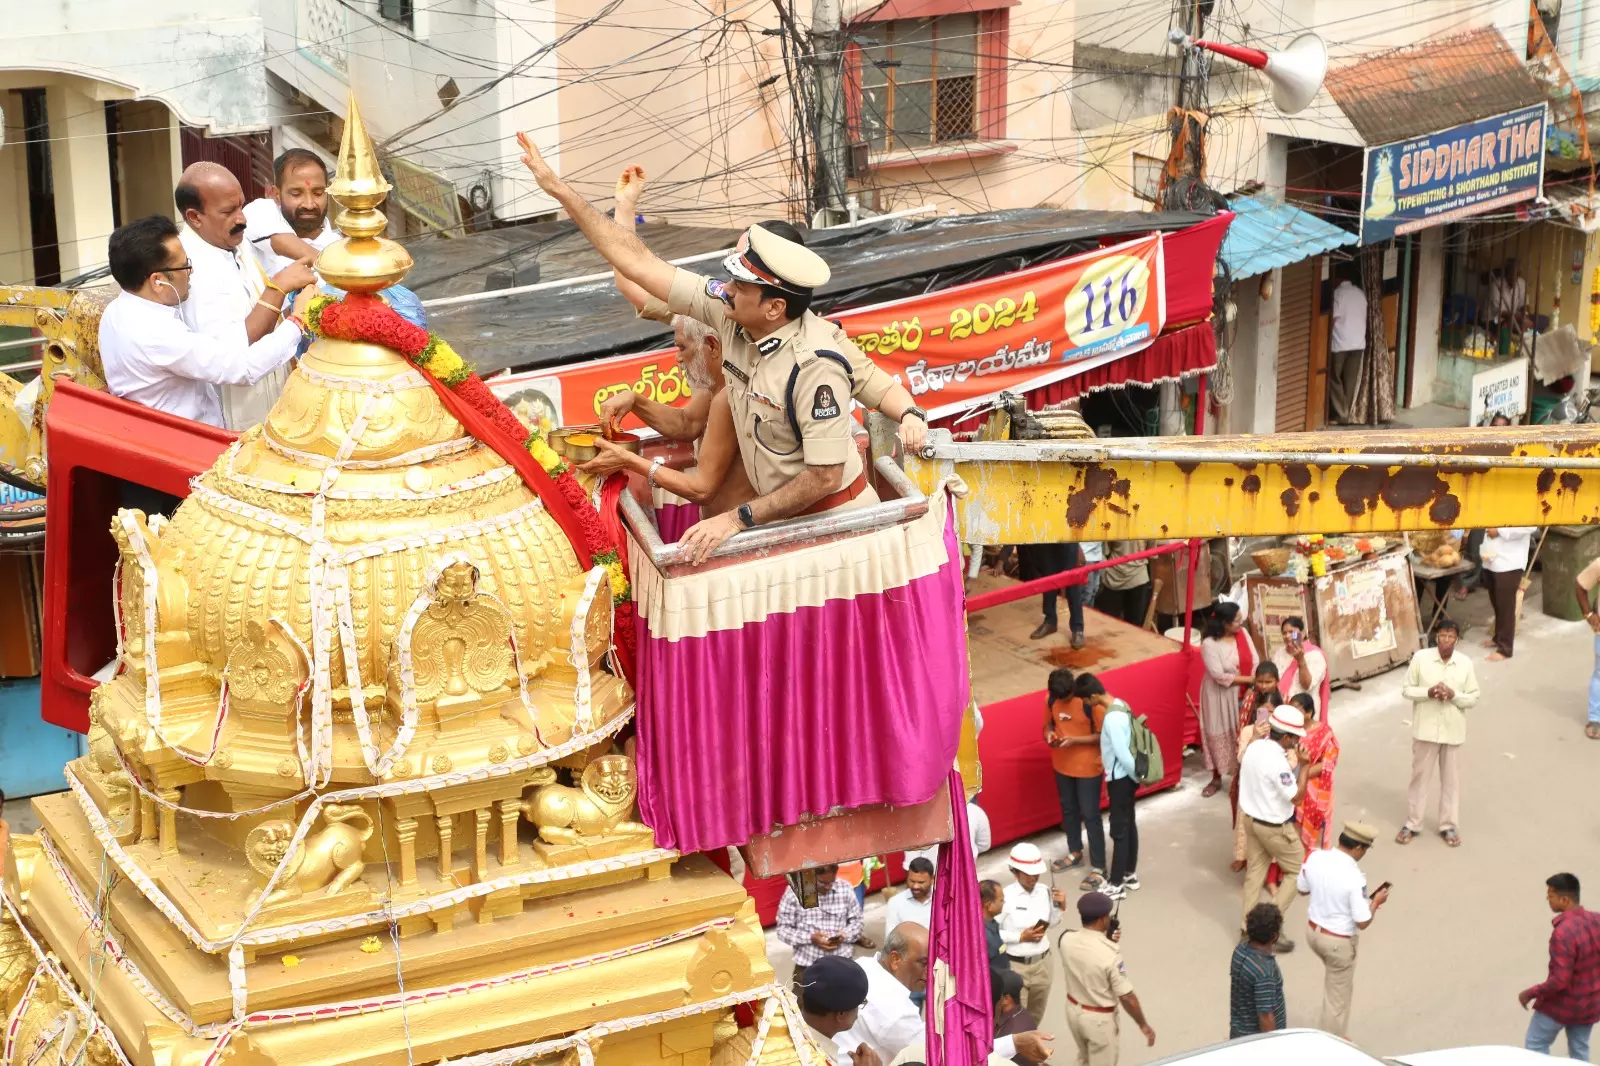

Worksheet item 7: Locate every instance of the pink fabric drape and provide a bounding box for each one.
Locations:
[633,509,971,853]
[926,769,993,1065]
[653,501,699,544]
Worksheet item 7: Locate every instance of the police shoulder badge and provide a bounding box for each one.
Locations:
[757,335,782,356]
[705,278,727,300]
[1279,772,1294,786]
[812,384,841,420]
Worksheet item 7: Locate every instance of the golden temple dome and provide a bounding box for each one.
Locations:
[97,94,629,795]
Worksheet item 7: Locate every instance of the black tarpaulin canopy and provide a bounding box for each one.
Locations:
[410,208,1211,374]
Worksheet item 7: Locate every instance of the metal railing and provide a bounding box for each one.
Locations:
[621,454,929,572]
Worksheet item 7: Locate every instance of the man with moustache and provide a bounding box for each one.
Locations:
[244,149,340,274]
[175,161,315,430]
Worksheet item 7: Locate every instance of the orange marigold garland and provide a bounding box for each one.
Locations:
[303,293,637,660]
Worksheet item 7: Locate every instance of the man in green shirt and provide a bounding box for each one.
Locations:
[1396,618,1480,848]
[1231,903,1288,1039]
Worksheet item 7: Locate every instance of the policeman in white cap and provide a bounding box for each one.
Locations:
[997,841,1066,1017]
[515,135,930,565]
[1237,705,1312,950]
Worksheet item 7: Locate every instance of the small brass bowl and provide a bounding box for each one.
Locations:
[552,426,642,463]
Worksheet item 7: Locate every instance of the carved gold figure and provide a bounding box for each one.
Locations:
[0,89,806,1066]
[523,754,654,847]
[245,803,374,905]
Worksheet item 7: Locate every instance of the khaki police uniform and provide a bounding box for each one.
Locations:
[639,294,896,412]
[665,267,883,511]
[1060,929,1133,1066]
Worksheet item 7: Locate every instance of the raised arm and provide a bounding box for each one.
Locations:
[610,166,653,312]
[517,134,674,302]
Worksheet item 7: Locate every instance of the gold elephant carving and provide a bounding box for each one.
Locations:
[520,755,653,847]
[245,804,374,905]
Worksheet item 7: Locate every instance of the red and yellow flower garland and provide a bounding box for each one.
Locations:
[301,293,636,663]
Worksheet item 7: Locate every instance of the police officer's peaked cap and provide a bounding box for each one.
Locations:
[1341,821,1378,847]
[723,224,831,293]
[797,955,869,1013]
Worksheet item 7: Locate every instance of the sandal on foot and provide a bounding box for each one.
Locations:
[1051,853,1083,873]
[1395,826,1417,845]
[1441,828,1462,847]
[1201,778,1223,798]
[1586,723,1600,740]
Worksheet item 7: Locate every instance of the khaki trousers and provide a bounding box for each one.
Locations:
[1067,1002,1120,1066]
[1241,818,1304,931]
[1309,926,1359,1036]
[1011,952,1055,1019]
[1406,739,1461,832]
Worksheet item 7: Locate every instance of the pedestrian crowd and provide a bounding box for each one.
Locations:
[784,550,1600,1064]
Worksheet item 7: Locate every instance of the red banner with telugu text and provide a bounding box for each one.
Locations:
[830,232,1166,418]
[488,233,1166,427]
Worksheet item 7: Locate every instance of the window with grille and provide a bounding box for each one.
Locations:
[379,0,414,31]
[858,14,982,151]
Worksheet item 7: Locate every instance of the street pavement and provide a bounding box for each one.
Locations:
[767,586,1599,1062]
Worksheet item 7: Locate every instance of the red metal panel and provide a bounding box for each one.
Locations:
[41,382,233,732]
[740,780,953,879]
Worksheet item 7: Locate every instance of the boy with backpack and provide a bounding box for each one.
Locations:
[1076,674,1162,901]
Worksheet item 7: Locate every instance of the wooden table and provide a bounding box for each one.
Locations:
[1412,556,1474,637]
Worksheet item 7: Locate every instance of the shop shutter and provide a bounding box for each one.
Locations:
[1275,259,1316,432]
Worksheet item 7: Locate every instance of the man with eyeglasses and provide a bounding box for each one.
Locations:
[99,214,312,429]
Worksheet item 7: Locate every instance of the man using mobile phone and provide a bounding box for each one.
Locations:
[999,843,1067,1017]
[1296,821,1388,1036]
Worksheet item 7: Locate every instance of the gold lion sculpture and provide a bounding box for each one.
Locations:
[245,803,374,905]
[521,754,653,846]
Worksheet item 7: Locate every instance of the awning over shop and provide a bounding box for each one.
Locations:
[1218,194,1356,279]
[1024,321,1216,404]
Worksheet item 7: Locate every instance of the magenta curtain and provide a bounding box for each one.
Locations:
[633,509,970,854]
[926,770,994,1065]
[653,501,699,544]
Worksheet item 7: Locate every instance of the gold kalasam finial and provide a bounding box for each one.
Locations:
[315,93,414,294]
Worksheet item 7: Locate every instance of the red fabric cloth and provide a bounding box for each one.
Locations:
[1161,213,1232,327]
[975,647,1201,847]
[1526,907,1600,1025]
[1018,321,1216,410]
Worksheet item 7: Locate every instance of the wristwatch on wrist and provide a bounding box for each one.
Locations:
[737,503,756,529]
[901,405,928,424]
[646,456,665,489]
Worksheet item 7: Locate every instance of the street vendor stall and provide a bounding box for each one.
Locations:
[1241,535,1425,687]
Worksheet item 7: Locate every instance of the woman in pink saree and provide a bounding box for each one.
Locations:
[1288,691,1339,854]
[1272,616,1332,722]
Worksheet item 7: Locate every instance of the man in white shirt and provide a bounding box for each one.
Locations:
[99,214,310,429]
[1238,705,1311,949]
[1328,273,1368,424]
[839,923,927,1063]
[244,149,340,276]
[174,161,316,431]
[1481,525,1536,661]
[1296,820,1390,1037]
[883,858,934,934]
[997,841,1065,1017]
[903,799,990,871]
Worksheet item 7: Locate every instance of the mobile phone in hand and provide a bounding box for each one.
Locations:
[1031,919,1049,931]
[1370,881,1392,899]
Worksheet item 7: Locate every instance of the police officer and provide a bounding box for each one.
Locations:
[1060,893,1155,1066]
[515,134,929,564]
[797,955,880,1066]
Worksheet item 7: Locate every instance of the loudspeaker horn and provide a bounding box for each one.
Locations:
[1171,31,1328,115]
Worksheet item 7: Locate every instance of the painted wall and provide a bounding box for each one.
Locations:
[0,92,33,285]
[3,0,268,133]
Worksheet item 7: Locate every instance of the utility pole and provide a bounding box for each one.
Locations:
[1160,1,1211,212]
[808,0,851,226]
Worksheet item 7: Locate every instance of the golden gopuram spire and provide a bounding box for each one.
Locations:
[0,92,820,1066]
[315,93,413,293]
